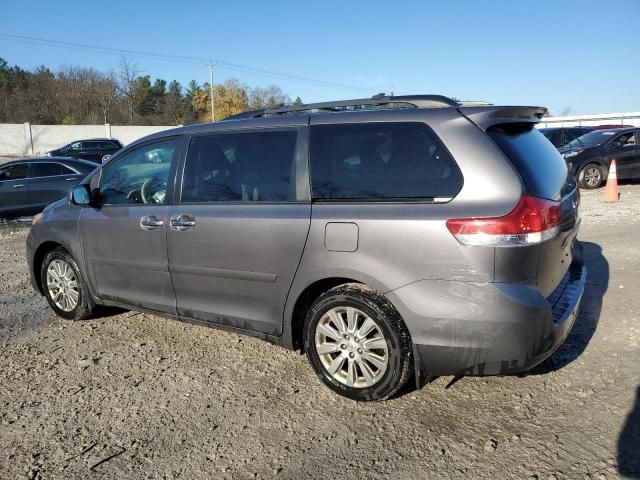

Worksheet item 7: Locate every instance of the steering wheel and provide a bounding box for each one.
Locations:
[140,177,168,204]
[141,178,155,203]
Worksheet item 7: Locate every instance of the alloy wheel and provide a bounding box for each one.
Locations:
[314,306,389,388]
[584,167,601,187]
[46,259,79,312]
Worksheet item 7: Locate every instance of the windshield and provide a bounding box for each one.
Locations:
[567,130,619,149]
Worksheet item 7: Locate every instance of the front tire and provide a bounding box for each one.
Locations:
[304,283,413,401]
[41,247,93,320]
[579,163,605,189]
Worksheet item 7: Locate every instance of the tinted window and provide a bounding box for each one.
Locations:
[33,163,62,177]
[0,164,29,181]
[309,122,462,200]
[610,131,636,148]
[543,129,564,147]
[99,140,177,205]
[182,130,297,203]
[97,141,119,149]
[488,126,568,200]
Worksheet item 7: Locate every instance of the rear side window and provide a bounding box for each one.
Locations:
[488,126,568,200]
[181,130,297,203]
[542,129,564,147]
[309,122,463,200]
[33,162,75,177]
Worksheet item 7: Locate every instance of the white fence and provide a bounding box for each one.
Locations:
[0,123,177,156]
[537,112,640,128]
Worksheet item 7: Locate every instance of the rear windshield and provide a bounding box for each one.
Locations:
[488,125,569,200]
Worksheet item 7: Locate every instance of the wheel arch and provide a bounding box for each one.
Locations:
[32,241,66,294]
[577,160,608,188]
[286,277,363,352]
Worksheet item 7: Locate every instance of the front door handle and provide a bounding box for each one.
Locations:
[12,184,25,188]
[140,215,164,231]
[170,214,196,231]
[65,177,77,181]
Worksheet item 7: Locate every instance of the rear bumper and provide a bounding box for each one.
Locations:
[386,242,586,376]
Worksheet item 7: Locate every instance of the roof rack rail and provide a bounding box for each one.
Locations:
[222,94,460,120]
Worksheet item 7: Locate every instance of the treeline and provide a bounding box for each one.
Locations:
[0,57,302,125]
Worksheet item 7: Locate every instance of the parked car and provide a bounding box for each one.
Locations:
[0,157,97,218]
[540,127,595,148]
[559,127,640,188]
[47,138,122,163]
[26,95,586,401]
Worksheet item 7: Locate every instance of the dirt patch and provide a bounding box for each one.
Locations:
[1,187,639,479]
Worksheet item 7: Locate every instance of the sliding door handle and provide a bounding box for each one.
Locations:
[170,214,196,231]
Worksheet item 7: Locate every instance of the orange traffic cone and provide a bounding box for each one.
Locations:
[603,159,619,202]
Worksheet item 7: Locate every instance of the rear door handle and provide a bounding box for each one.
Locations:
[140,215,165,231]
[12,184,25,188]
[170,214,196,231]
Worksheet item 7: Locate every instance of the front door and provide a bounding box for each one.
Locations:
[80,137,183,313]
[0,163,30,217]
[607,130,639,179]
[167,126,311,335]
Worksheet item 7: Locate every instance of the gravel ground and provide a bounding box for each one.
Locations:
[1,186,639,479]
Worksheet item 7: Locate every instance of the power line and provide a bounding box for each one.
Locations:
[0,33,373,93]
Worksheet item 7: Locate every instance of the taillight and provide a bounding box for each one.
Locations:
[446,196,561,247]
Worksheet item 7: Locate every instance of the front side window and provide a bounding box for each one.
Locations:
[69,142,83,151]
[0,164,29,181]
[610,131,636,148]
[309,122,463,200]
[98,139,177,205]
[181,130,297,203]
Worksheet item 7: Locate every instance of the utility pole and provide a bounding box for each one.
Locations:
[208,62,215,122]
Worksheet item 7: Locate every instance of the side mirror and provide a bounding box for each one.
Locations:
[71,185,92,205]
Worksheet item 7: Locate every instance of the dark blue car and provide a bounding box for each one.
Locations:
[0,157,97,218]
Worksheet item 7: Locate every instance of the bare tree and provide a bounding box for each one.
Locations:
[116,57,141,122]
[559,106,575,117]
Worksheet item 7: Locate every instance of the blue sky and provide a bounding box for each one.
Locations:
[1,0,639,115]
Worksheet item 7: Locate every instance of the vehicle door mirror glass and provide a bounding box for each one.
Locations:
[71,185,92,205]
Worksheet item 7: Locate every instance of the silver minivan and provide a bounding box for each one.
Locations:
[26,95,586,400]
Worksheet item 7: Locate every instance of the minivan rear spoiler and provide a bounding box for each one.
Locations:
[458,106,547,132]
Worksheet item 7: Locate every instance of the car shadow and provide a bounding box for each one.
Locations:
[618,386,640,478]
[525,241,609,375]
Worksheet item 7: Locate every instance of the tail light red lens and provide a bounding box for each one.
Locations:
[446,196,561,247]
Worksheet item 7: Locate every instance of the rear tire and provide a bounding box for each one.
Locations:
[304,283,413,401]
[41,247,93,321]
[579,163,605,189]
